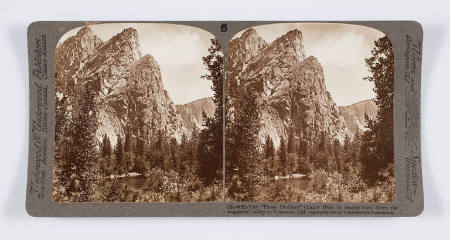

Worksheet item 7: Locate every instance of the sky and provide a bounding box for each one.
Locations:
[59,23,215,105]
[233,23,385,106]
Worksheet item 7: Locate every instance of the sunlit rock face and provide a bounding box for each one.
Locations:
[176,97,215,132]
[55,27,187,146]
[226,28,351,148]
[338,99,377,135]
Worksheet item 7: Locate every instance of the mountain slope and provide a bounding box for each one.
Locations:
[55,26,187,146]
[226,28,351,148]
[176,97,215,133]
[55,27,103,93]
[338,99,377,135]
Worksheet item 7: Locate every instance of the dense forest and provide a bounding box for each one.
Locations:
[225,36,396,202]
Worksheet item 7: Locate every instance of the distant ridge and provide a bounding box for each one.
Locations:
[338,99,377,135]
[176,97,215,133]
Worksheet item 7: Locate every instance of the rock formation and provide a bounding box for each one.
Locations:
[55,26,187,146]
[176,97,215,133]
[338,99,377,135]
[226,28,352,148]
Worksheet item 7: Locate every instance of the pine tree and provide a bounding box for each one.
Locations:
[360,36,395,185]
[188,126,200,175]
[269,138,275,159]
[70,84,99,201]
[344,135,351,153]
[169,137,178,170]
[287,131,295,153]
[318,131,327,152]
[99,134,112,177]
[53,90,75,201]
[279,137,287,175]
[135,136,144,156]
[298,139,308,157]
[123,130,135,175]
[332,139,340,158]
[264,135,274,158]
[332,139,342,172]
[148,130,164,169]
[202,39,224,125]
[227,89,262,200]
[133,130,148,175]
[179,134,188,173]
[115,135,124,174]
[101,134,112,157]
[198,112,218,184]
[198,39,224,185]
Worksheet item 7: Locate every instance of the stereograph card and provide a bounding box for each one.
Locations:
[26,21,423,217]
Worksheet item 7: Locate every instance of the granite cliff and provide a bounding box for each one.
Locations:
[338,99,377,135]
[55,27,187,146]
[176,97,215,133]
[226,28,352,148]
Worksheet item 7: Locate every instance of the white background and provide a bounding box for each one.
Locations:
[0,0,449,239]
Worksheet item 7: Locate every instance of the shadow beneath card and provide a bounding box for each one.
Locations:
[3,24,31,219]
[420,23,446,217]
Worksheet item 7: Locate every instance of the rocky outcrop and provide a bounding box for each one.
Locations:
[225,28,266,87]
[338,99,377,135]
[226,28,351,148]
[176,97,215,133]
[73,28,142,96]
[98,53,187,145]
[55,27,103,93]
[55,26,187,146]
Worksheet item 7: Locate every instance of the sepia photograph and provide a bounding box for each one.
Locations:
[53,23,224,202]
[225,23,395,202]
